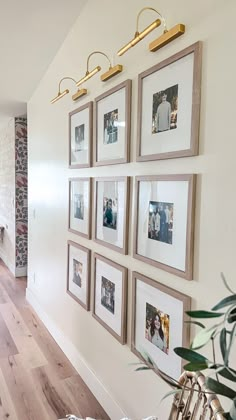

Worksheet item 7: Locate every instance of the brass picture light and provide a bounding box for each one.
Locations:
[51,77,87,104]
[117,7,185,56]
[76,51,123,88]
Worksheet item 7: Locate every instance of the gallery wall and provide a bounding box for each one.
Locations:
[27,0,236,418]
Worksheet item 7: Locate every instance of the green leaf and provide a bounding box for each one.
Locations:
[160,389,181,403]
[206,377,236,399]
[230,399,236,420]
[212,295,236,311]
[184,320,205,329]
[135,366,151,371]
[213,365,236,382]
[174,347,208,363]
[225,323,236,366]
[191,326,217,350]
[220,328,227,362]
[228,308,236,324]
[221,273,235,295]
[183,362,208,371]
[186,310,224,318]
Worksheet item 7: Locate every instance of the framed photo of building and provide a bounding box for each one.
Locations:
[137,42,202,161]
[133,174,196,280]
[131,272,191,379]
[67,241,90,310]
[93,253,127,344]
[69,102,93,168]
[94,80,131,166]
[94,177,129,254]
[68,178,91,239]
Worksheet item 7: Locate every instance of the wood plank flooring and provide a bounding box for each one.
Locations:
[0,260,110,420]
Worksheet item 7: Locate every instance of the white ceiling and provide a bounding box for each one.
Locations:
[0,0,87,127]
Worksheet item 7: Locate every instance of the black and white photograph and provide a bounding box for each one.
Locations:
[94,80,131,166]
[74,193,84,220]
[103,196,118,230]
[137,42,202,161]
[69,102,92,168]
[152,85,178,134]
[104,109,118,144]
[67,241,90,310]
[101,276,115,314]
[75,123,85,151]
[145,302,169,354]
[93,254,127,344]
[148,201,174,245]
[72,258,83,287]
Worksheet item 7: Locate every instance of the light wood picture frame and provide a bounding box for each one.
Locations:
[68,177,91,239]
[69,101,93,168]
[93,253,127,344]
[133,174,196,280]
[94,176,129,255]
[137,42,202,161]
[131,271,191,379]
[67,240,90,310]
[94,80,132,166]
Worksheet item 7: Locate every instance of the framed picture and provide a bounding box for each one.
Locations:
[94,177,129,254]
[67,240,90,310]
[131,272,191,380]
[137,42,202,161]
[94,80,131,166]
[93,253,127,344]
[68,178,91,239]
[133,175,196,280]
[69,102,93,168]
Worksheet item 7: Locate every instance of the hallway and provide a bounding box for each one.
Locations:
[0,260,109,420]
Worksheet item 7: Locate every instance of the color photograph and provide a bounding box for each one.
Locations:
[152,84,178,134]
[103,196,118,230]
[145,302,169,354]
[148,201,174,244]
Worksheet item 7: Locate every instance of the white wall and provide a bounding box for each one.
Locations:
[27,0,236,418]
[0,118,16,273]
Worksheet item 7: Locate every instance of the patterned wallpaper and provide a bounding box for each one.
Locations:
[15,117,27,270]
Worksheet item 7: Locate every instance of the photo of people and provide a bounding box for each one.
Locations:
[101,276,115,314]
[103,196,117,230]
[104,109,118,144]
[152,84,178,134]
[75,124,85,151]
[148,201,174,244]
[145,302,170,354]
[72,259,83,288]
[74,193,84,220]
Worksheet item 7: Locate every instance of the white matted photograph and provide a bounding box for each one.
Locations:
[67,241,90,310]
[68,178,91,239]
[69,102,93,168]
[137,42,202,161]
[93,253,127,344]
[133,175,196,280]
[94,177,129,254]
[131,272,191,380]
[94,80,131,166]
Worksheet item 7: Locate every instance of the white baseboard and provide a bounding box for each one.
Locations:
[26,287,126,420]
[15,266,27,277]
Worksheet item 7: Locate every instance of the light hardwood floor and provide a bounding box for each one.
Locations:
[0,260,110,420]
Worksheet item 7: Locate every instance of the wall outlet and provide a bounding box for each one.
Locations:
[33,272,36,283]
